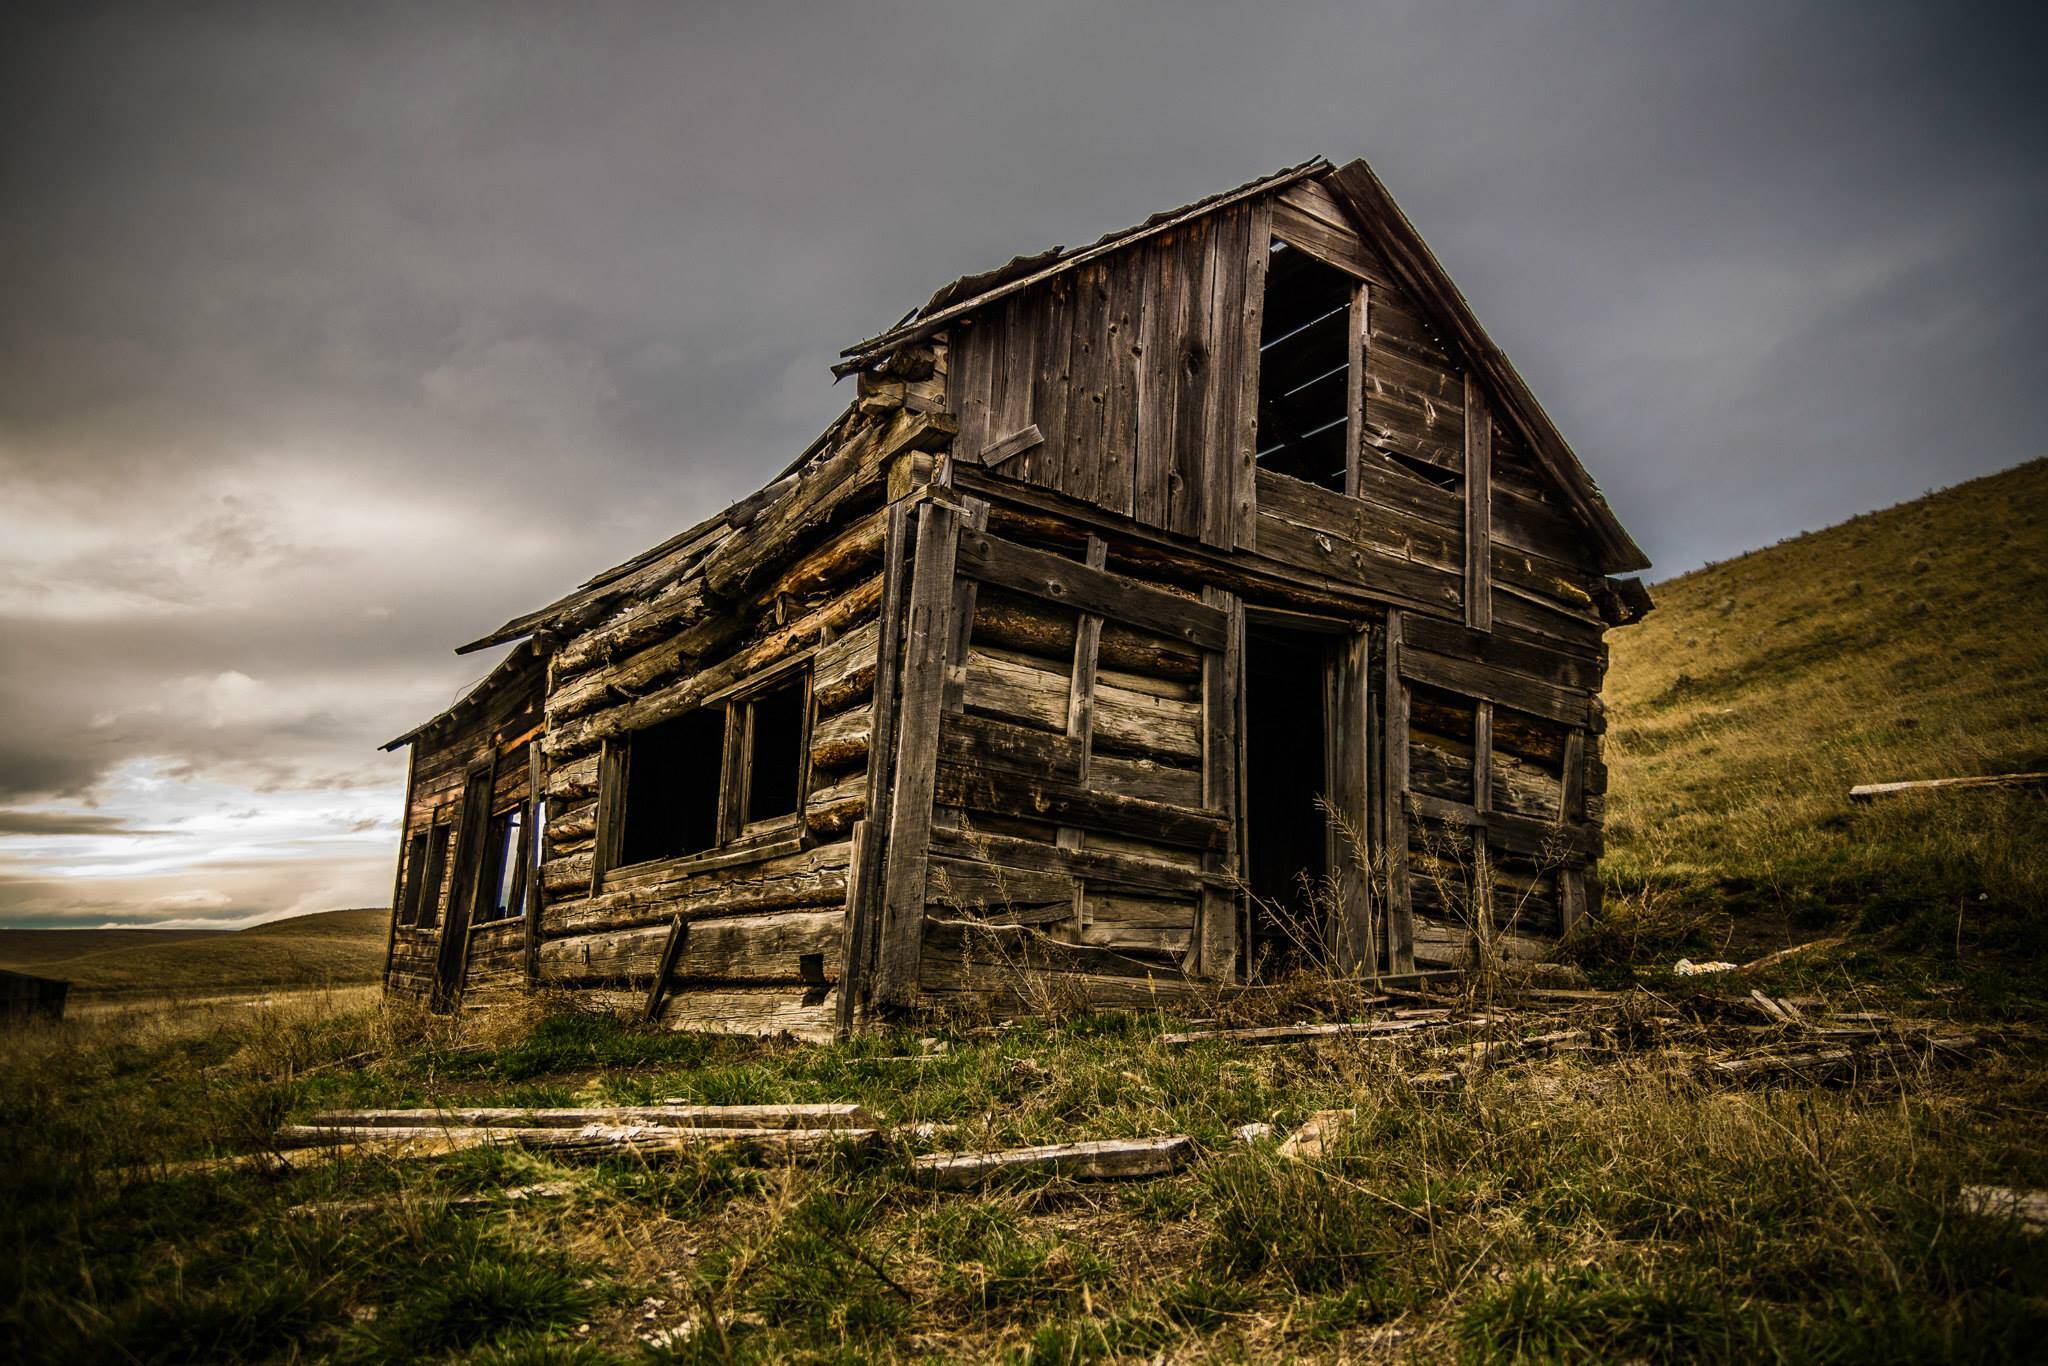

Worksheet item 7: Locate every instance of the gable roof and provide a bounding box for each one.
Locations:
[840,154,1648,574]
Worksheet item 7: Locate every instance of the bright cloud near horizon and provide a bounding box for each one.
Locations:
[2,1,2043,928]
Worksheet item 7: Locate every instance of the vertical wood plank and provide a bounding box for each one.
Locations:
[942,498,989,714]
[1198,205,1244,549]
[382,743,419,986]
[436,760,495,1009]
[872,498,965,1005]
[950,321,995,462]
[1196,586,1244,979]
[1054,534,1109,856]
[1560,728,1586,823]
[1134,237,1182,528]
[1062,266,1109,508]
[841,502,913,1027]
[1169,218,1215,540]
[522,742,545,987]
[718,699,747,844]
[1100,257,1140,518]
[1558,867,1587,937]
[1382,609,1415,972]
[1473,702,1494,814]
[1344,279,1368,499]
[590,740,629,897]
[1232,197,1273,550]
[1327,627,1375,974]
[991,296,1039,479]
[1033,279,1075,492]
[1464,373,1493,630]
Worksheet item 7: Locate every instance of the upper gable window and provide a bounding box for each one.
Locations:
[1255,240,1358,492]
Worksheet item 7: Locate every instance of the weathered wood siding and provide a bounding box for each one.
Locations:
[950,203,1266,552]
[527,401,948,1038]
[385,658,543,1004]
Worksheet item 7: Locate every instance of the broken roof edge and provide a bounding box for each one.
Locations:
[832,157,1331,375]
[450,405,859,657]
[1318,159,1650,575]
[381,638,541,752]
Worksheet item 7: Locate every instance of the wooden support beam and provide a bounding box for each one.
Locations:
[523,744,545,987]
[1464,372,1492,630]
[1196,586,1244,979]
[1327,626,1374,974]
[642,914,687,1023]
[871,499,965,1006]
[1383,610,1416,973]
[954,527,1230,651]
[1473,702,1494,815]
[1056,536,1109,902]
[840,502,915,1031]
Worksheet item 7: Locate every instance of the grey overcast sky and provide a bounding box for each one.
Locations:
[1,1,2043,928]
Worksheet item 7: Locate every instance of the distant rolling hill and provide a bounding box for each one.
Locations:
[1602,456,2046,953]
[0,909,388,996]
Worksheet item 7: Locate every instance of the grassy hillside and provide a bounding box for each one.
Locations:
[1600,457,2047,961]
[0,909,388,995]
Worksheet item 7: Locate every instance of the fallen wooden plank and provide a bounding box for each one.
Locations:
[1158,1013,1457,1047]
[288,1181,575,1221]
[1849,773,2048,802]
[912,1136,1194,1188]
[1959,1185,2048,1233]
[276,1123,877,1160]
[1740,937,1847,972]
[302,1104,875,1131]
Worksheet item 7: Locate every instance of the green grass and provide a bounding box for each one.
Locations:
[3,463,2044,1361]
[0,909,387,996]
[1597,457,2048,970]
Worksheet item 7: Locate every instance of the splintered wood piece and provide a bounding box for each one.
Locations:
[1740,938,1847,972]
[1959,1185,2048,1233]
[912,1136,1194,1188]
[1158,1014,1454,1047]
[1849,773,2048,801]
[1277,1109,1355,1161]
[276,1123,878,1161]
[301,1103,876,1131]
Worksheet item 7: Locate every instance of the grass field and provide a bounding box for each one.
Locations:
[0,909,387,997]
[1,463,2043,1363]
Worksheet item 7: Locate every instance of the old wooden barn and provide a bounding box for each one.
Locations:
[380,156,1652,1038]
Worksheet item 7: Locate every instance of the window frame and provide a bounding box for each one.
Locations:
[601,658,814,885]
[1253,227,1371,499]
[412,817,454,929]
[472,803,530,925]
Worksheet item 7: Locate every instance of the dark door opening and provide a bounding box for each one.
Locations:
[1243,624,1333,978]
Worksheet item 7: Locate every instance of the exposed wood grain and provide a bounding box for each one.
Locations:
[912,1135,1194,1188]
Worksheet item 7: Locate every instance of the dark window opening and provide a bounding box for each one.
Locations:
[415,823,452,929]
[399,830,430,925]
[1243,626,1332,978]
[1256,241,1357,492]
[743,676,806,826]
[478,807,525,921]
[621,708,726,866]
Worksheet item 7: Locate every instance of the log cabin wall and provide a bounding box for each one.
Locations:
[923,169,1627,984]
[384,655,543,1005]
[382,157,1646,1031]
[524,393,952,1041]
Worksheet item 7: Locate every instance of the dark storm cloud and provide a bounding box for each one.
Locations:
[0,0,2042,924]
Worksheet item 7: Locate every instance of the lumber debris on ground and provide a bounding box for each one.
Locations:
[288,1181,575,1221]
[1740,937,1847,972]
[303,1104,875,1131]
[1277,1110,1354,1161]
[912,1136,1194,1188]
[1848,772,2048,801]
[1158,1012,1464,1046]
[1959,1185,2048,1233]
[277,1122,877,1161]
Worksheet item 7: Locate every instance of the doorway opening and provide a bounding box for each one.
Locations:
[1242,624,1334,978]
